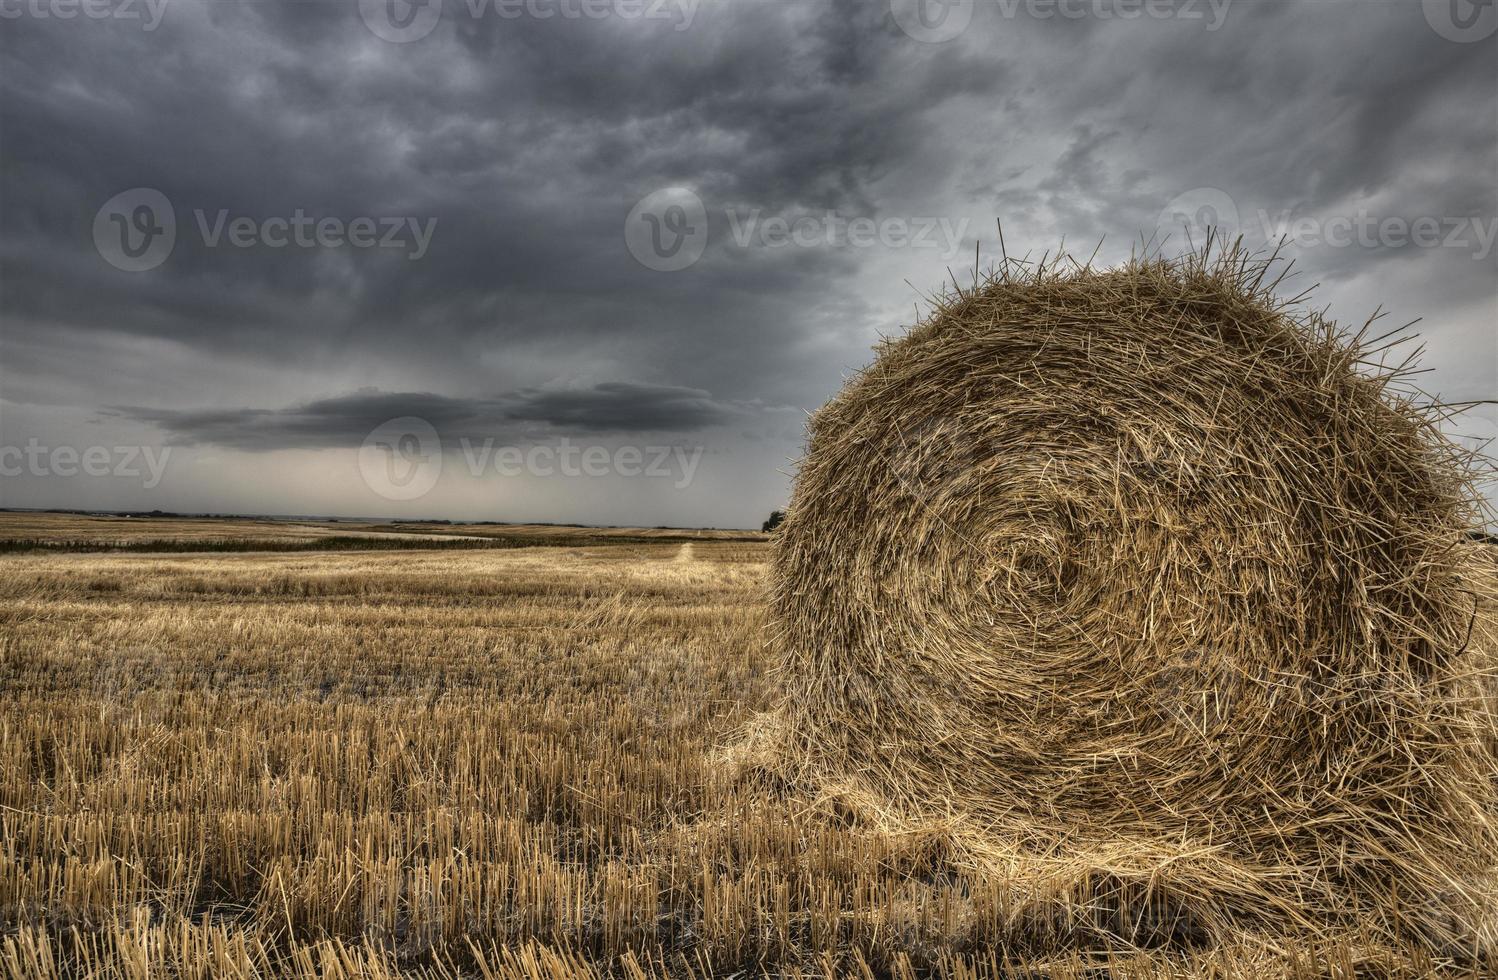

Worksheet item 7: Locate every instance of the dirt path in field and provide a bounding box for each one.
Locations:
[675,542,695,563]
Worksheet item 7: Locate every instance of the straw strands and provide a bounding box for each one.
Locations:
[765,242,1498,958]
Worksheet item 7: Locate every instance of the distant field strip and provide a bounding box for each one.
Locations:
[0,534,739,555]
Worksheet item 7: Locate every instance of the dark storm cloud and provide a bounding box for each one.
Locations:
[1,0,1492,523]
[0,0,985,409]
[499,382,740,432]
[111,382,744,451]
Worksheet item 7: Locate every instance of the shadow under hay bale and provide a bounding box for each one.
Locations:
[755,241,1498,960]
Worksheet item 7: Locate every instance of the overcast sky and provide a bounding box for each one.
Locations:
[1,0,1494,528]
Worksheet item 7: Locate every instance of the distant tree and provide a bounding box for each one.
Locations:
[762,510,785,533]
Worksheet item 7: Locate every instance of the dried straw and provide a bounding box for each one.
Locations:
[765,240,1498,957]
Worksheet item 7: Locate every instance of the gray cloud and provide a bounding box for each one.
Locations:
[498,382,742,432]
[111,383,746,451]
[0,0,1492,525]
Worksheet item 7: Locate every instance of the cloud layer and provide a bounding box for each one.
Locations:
[113,383,747,451]
[1,0,1492,525]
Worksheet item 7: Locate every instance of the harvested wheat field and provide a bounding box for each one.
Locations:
[3,248,1497,978]
[0,507,1495,978]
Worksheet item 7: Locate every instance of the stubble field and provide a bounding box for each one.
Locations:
[1,513,1494,979]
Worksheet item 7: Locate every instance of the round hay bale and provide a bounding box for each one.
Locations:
[767,244,1498,951]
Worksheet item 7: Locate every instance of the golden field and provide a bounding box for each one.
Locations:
[1,513,1494,979]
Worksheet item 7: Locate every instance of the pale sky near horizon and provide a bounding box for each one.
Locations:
[2,0,1494,528]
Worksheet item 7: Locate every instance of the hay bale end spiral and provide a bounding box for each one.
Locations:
[765,243,1498,953]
